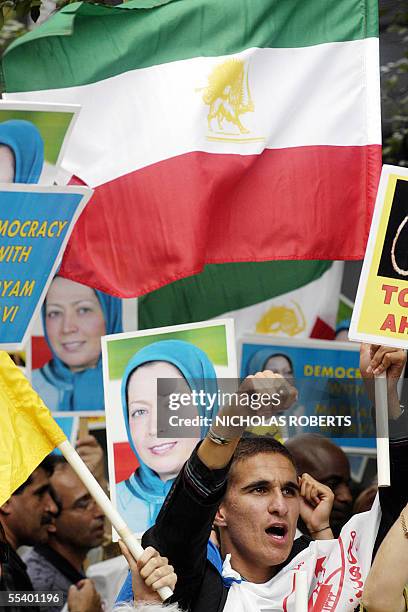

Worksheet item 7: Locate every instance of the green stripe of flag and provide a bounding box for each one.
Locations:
[138,260,332,329]
[3,0,378,92]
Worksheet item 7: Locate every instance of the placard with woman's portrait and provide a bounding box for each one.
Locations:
[101,319,236,538]
[0,101,80,185]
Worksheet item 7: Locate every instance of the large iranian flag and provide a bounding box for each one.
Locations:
[2,0,381,297]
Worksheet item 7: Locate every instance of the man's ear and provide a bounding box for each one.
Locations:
[214,504,228,528]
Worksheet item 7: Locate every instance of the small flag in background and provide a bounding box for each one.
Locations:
[139,261,343,340]
[0,352,66,506]
[2,0,381,297]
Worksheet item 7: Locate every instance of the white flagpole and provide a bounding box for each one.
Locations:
[374,373,390,487]
[58,439,173,601]
[294,570,308,612]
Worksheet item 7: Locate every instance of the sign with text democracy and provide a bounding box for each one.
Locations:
[0,183,92,349]
[350,165,408,348]
[239,334,374,451]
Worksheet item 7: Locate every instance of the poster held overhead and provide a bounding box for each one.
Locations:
[239,334,374,452]
[349,166,408,347]
[102,319,237,539]
[0,100,80,185]
[349,165,408,487]
[0,183,92,350]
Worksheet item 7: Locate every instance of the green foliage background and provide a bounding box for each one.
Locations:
[380,3,408,166]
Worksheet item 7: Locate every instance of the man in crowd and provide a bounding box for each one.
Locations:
[0,456,58,611]
[286,433,353,536]
[0,457,103,612]
[24,457,105,611]
[142,345,408,611]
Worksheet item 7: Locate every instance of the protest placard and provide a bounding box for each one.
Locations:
[350,165,408,347]
[102,318,237,538]
[0,183,92,349]
[28,294,136,415]
[239,334,374,452]
[0,100,80,184]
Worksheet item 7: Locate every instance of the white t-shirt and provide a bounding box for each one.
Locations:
[223,496,381,612]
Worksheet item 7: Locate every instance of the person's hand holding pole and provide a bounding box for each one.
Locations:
[57,440,173,601]
[360,344,406,487]
[119,541,177,603]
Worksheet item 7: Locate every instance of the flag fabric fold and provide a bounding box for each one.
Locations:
[0,352,66,506]
[2,0,381,297]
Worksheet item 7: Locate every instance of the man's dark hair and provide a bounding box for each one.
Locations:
[12,455,56,496]
[45,455,69,515]
[47,455,68,469]
[214,436,298,541]
[229,435,297,481]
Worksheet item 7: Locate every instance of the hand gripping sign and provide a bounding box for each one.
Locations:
[350,165,408,486]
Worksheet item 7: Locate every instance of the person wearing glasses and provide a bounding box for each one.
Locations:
[24,457,105,612]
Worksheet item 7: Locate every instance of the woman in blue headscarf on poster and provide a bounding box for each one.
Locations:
[243,348,297,440]
[32,276,122,413]
[0,119,44,183]
[116,339,219,535]
[244,348,294,380]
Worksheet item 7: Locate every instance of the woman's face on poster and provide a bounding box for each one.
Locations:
[264,354,294,379]
[0,145,15,182]
[45,277,106,371]
[127,361,200,481]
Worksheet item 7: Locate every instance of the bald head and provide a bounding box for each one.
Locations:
[286,434,352,535]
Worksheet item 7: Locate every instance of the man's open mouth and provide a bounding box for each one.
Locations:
[265,524,288,542]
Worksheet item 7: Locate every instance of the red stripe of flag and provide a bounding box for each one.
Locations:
[63,144,381,297]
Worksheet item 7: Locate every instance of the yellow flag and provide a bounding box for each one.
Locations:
[0,351,66,506]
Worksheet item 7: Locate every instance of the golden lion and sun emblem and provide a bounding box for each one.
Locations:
[198,58,263,142]
[256,301,307,336]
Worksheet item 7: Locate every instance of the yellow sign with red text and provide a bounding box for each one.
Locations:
[350,166,408,348]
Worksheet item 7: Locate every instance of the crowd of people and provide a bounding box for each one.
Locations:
[1,343,408,611]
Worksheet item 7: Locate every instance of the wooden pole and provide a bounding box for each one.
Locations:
[374,373,390,487]
[58,440,173,601]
